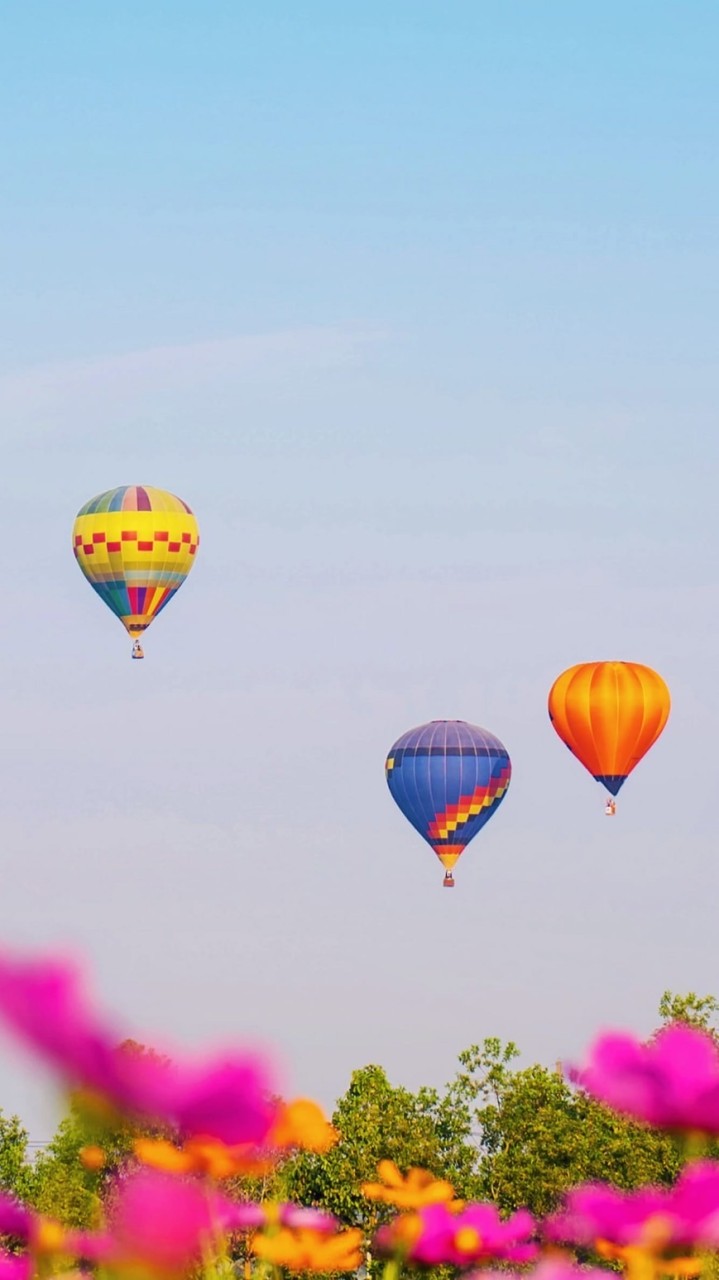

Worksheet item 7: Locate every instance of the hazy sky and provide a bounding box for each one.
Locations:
[1,2,718,1138]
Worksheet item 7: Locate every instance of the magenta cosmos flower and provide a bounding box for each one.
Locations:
[109,1169,336,1274]
[110,1168,248,1272]
[0,1191,34,1241]
[468,1265,610,1280]
[0,952,275,1144]
[0,1188,112,1269]
[227,1203,337,1232]
[571,1024,719,1132]
[377,1202,537,1268]
[546,1161,719,1252]
[0,1258,30,1280]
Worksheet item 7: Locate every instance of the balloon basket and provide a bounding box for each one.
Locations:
[131,641,145,660]
[443,873,455,889]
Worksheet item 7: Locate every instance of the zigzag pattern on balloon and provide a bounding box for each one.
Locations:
[384,720,512,884]
[427,765,512,841]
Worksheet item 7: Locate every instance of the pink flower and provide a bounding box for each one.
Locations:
[0,953,275,1144]
[468,1265,609,1280]
[0,1189,112,1273]
[376,1202,537,1268]
[546,1161,719,1251]
[120,1051,277,1146]
[571,1024,719,1132]
[281,1207,337,1231]
[0,1256,31,1280]
[61,1232,115,1263]
[226,1203,337,1232]
[0,1192,33,1240]
[109,1168,243,1273]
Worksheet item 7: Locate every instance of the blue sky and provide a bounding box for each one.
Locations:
[1,2,718,1135]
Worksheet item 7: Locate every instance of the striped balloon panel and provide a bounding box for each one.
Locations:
[73,488,199,635]
[77,486,193,516]
[385,721,511,870]
[548,661,670,796]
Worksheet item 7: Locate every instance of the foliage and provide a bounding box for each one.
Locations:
[0,1111,34,1202]
[28,1041,169,1228]
[28,1098,131,1229]
[659,990,719,1034]
[0,984,716,1280]
[475,1059,680,1215]
[283,1005,708,1230]
[285,1065,461,1231]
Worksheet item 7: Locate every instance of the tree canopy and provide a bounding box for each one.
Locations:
[1,990,714,1232]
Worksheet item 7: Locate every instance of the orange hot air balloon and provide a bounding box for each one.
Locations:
[548,661,670,808]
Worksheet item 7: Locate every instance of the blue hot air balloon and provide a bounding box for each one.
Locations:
[385,720,511,887]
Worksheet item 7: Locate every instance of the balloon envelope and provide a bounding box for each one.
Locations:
[548,660,670,796]
[73,485,199,641]
[385,720,511,875]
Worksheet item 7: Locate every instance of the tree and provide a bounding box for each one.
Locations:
[10,989,719,1242]
[439,997,719,1218]
[472,1059,680,1216]
[285,1001,711,1231]
[284,1065,474,1231]
[29,1097,136,1229]
[0,1111,34,1202]
[29,1040,168,1228]
[659,990,719,1034]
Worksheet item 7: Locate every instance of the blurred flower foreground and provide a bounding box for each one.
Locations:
[1,952,719,1280]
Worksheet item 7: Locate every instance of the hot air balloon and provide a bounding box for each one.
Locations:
[72,485,199,658]
[385,720,511,887]
[548,661,670,811]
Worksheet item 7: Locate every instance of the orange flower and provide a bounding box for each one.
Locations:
[33,1219,69,1256]
[185,1136,273,1179]
[134,1139,195,1175]
[362,1160,456,1210]
[596,1240,703,1280]
[78,1145,106,1171]
[269,1099,338,1153]
[379,1212,424,1249]
[252,1226,363,1273]
[134,1098,336,1180]
[134,1136,273,1180]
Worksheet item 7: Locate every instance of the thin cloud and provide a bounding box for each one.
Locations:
[1,325,380,434]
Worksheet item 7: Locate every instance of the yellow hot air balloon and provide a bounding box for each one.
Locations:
[548,661,670,810]
[73,485,199,658]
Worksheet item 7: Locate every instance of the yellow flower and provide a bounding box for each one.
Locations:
[362,1160,456,1209]
[455,1226,482,1255]
[269,1099,338,1153]
[252,1227,363,1273]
